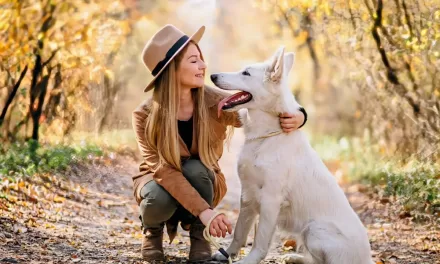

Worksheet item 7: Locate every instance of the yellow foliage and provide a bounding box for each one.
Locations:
[296,30,309,45]
[0,0,143,140]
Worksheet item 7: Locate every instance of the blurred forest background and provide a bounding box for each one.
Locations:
[1,0,439,218]
[1,1,439,262]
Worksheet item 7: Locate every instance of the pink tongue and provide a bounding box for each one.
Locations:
[217,91,249,118]
[217,95,235,118]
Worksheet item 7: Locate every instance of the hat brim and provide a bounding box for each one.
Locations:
[143,26,206,92]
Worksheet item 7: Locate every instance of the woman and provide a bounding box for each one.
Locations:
[132,24,307,262]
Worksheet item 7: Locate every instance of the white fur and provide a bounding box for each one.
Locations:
[211,47,374,264]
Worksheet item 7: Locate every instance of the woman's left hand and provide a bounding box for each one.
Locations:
[279,110,305,133]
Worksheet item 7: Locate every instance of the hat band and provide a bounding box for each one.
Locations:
[152,35,189,76]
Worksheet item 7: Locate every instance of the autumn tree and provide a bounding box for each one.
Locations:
[255,0,440,160]
[0,0,138,143]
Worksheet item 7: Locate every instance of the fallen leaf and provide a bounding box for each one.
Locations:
[7,195,19,203]
[53,195,65,203]
[283,239,297,248]
[13,224,28,233]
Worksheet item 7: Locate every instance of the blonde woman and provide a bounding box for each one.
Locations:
[132,24,307,262]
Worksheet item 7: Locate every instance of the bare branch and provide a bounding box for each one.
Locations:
[0,65,28,127]
[42,48,60,68]
[392,0,403,26]
[370,0,421,115]
[371,0,399,85]
[363,0,374,18]
[346,0,357,29]
[401,0,414,39]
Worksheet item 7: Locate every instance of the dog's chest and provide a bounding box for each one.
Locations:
[236,134,298,205]
[237,139,282,173]
[237,141,278,198]
[237,142,264,179]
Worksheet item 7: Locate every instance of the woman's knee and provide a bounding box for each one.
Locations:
[139,181,177,226]
[182,159,214,205]
[182,159,215,183]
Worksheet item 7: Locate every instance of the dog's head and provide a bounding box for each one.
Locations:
[211,46,295,115]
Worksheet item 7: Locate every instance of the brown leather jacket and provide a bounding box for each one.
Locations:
[131,85,241,219]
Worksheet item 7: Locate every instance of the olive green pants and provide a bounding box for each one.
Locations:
[139,159,214,230]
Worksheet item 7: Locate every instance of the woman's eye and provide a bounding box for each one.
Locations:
[191,61,197,63]
[242,70,250,76]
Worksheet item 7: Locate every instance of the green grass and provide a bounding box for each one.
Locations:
[0,139,104,179]
[0,129,139,182]
[311,134,440,217]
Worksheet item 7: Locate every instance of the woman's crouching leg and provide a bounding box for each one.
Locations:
[178,158,215,225]
[139,180,178,231]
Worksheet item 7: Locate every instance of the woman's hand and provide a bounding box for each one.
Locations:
[199,208,232,238]
[279,110,305,133]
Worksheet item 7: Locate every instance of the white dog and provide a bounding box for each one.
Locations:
[210,47,373,264]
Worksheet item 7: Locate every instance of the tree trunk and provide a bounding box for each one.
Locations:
[31,73,51,141]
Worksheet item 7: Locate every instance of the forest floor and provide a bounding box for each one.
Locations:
[1,131,438,264]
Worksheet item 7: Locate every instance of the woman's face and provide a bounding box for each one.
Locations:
[178,43,206,89]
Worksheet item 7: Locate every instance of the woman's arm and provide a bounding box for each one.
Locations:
[132,101,210,217]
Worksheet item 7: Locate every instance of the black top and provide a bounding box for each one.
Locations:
[178,116,193,150]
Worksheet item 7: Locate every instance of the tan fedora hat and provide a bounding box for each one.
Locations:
[141,24,205,92]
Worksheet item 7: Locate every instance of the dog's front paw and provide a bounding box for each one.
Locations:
[234,253,263,264]
[234,258,260,264]
[282,253,305,264]
[212,251,228,261]
[212,250,238,262]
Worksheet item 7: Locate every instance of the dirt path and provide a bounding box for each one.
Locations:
[1,130,438,264]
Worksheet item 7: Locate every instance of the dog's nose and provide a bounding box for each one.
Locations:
[210,74,218,83]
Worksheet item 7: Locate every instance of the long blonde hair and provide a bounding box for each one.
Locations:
[145,41,219,172]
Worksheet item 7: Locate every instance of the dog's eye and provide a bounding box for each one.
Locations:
[242,70,251,76]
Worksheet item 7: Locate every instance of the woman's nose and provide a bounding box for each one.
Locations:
[199,61,207,70]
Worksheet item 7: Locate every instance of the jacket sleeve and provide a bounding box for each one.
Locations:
[297,107,307,129]
[132,101,210,217]
[221,110,242,128]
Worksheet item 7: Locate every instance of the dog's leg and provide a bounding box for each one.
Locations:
[212,199,257,261]
[236,196,281,264]
[282,253,313,264]
[228,200,258,253]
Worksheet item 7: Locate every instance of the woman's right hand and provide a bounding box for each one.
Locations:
[199,208,232,238]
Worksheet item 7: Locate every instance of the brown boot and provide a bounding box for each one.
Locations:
[141,225,165,262]
[188,219,212,263]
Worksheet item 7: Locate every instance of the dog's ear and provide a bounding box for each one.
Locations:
[269,46,285,82]
[284,52,295,74]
